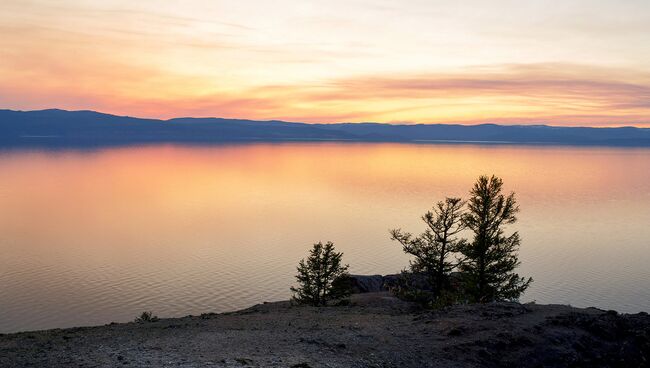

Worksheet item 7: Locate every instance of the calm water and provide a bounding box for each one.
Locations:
[0,143,649,332]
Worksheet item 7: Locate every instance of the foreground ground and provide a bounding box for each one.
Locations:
[1,292,649,368]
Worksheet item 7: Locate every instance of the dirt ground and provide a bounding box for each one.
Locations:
[1,292,648,368]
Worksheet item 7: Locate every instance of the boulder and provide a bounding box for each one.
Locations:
[350,272,458,294]
[349,273,434,293]
[348,275,386,293]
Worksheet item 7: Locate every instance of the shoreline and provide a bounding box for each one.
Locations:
[2,292,649,367]
[0,296,644,337]
[5,272,647,336]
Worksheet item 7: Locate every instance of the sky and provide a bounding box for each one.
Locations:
[1,0,649,127]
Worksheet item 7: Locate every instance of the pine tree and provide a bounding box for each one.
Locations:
[390,197,466,297]
[459,175,532,302]
[290,241,351,306]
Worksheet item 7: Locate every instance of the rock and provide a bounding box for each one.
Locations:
[349,273,434,294]
[383,273,433,291]
[349,275,385,293]
[382,274,401,290]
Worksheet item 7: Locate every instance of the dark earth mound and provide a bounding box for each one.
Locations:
[1,293,648,367]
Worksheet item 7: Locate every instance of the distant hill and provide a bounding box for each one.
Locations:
[1,109,649,147]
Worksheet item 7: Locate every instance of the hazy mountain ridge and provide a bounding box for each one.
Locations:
[1,109,649,147]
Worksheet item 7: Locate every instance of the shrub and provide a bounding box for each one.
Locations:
[134,311,159,323]
[290,241,351,306]
[389,271,436,306]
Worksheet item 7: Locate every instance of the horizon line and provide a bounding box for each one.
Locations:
[2,107,648,130]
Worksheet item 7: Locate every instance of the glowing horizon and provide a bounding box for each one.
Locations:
[2,0,650,127]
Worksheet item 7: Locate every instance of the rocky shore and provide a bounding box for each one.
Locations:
[1,292,649,368]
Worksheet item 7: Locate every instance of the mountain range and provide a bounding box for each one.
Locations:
[1,109,649,147]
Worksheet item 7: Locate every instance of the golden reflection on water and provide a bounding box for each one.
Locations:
[0,143,649,332]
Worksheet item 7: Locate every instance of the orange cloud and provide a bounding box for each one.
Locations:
[2,1,650,127]
[3,61,650,127]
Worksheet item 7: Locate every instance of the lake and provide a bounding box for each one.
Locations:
[0,143,649,333]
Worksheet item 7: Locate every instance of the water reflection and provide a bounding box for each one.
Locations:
[0,143,649,332]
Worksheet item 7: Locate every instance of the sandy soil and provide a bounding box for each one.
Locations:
[1,292,648,368]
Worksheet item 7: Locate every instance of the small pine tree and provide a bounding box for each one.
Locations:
[290,241,351,306]
[459,175,532,302]
[391,197,466,297]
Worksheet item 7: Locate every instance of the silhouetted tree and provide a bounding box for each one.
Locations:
[291,241,351,306]
[459,175,532,302]
[391,197,467,298]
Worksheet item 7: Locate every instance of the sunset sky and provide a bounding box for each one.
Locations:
[1,0,649,126]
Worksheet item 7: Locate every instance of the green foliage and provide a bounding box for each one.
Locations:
[134,311,159,323]
[459,175,532,302]
[389,175,532,306]
[429,288,464,309]
[389,271,461,309]
[389,271,436,306]
[290,241,351,306]
[390,197,467,298]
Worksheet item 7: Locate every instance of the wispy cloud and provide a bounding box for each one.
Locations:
[231,64,650,125]
[2,1,650,126]
[3,61,650,126]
